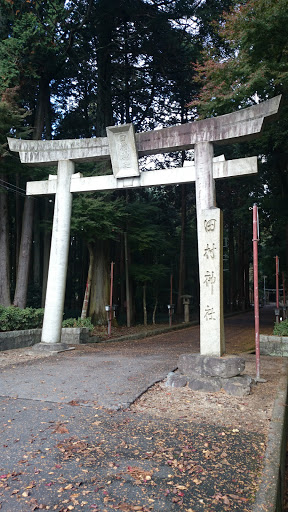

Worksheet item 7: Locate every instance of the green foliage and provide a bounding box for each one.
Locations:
[54,0,202,138]
[193,0,288,116]
[0,0,69,92]
[71,192,127,243]
[0,306,44,331]
[126,197,175,253]
[126,195,174,290]
[0,307,94,331]
[0,91,31,162]
[130,263,169,285]
[62,317,94,331]
[273,319,288,337]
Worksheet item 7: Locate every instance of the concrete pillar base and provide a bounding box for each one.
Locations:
[31,342,75,354]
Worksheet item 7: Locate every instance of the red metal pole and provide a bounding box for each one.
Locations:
[276,256,279,309]
[253,204,260,380]
[108,262,114,336]
[282,271,287,320]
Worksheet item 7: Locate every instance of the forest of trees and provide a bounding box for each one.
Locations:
[0,0,287,326]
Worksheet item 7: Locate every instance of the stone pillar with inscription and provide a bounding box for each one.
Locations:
[194,142,225,356]
[198,208,224,356]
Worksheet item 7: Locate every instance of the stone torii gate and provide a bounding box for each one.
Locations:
[8,96,281,356]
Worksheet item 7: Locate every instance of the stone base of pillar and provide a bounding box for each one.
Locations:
[178,353,245,377]
[187,374,253,396]
[31,342,75,353]
[165,353,256,397]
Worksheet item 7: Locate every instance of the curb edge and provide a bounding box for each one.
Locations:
[252,359,288,511]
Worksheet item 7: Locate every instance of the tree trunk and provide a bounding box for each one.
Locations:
[124,231,131,327]
[152,295,158,325]
[119,233,125,314]
[89,240,110,324]
[177,184,186,317]
[286,222,288,274]
[244,238,250,309]
[96,6,113,136]
[238,227,245,311]
[124,20,131,124]
[81,243,94,319]
[13,198,34,308]
[14,77,51,308]
[0,186,11,306]
[41,199,52,307]
[83,81,91,138]
[33,77,51,140]
[228,217,235,312]
[143,283,147,327]
[91,9,114,321]
[15,173,21,273]
[33,200,41,289]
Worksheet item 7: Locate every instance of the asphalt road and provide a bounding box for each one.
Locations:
[0,308,275,511]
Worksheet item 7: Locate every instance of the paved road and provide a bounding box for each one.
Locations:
[1,307,274,409]
[0,395,265,512]
[1,350,181,410]
[0,307,276,511]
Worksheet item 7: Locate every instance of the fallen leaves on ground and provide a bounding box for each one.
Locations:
[51,422,69,434]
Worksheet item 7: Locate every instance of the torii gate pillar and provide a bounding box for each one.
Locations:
[41,160,75,344]
[194,142,224,355]
[8,96,281,354]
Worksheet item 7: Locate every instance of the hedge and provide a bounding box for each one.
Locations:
[0,306,93,332]
[273,318,288,337]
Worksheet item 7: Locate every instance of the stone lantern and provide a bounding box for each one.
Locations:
[181,295,192,323]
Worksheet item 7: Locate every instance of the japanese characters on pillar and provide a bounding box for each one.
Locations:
[198,208,224,356]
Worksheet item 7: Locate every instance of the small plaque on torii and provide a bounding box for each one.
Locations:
[106,123,140,179]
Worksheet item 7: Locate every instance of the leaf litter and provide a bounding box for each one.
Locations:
[0,319,284,511]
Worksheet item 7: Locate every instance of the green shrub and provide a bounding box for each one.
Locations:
[273,319,288,336]
[0,306,94,332]
[62,317,94,331]
[0,306,44,331]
